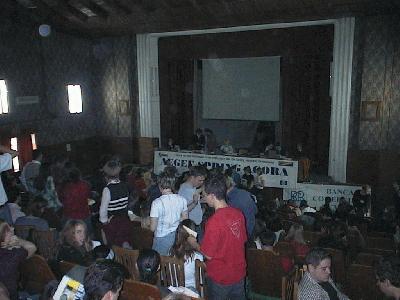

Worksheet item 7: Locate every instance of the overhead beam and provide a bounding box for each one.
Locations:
[102,0,132,15]
[79,0,109,19]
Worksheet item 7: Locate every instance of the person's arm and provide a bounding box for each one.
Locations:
[6,235,37,258]
[0,145,18,158]
[150,217,158,232]
[187,194,199,212]
[99,187,111,224]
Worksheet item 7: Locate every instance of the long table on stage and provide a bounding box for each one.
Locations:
[153,150,299,189]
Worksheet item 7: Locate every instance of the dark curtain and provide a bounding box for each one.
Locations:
[18,134,33,168]
[159,60,194,148]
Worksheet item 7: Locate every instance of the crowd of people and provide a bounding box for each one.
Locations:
[0,143,400,300]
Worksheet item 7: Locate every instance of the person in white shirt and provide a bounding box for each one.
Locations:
[178,167,206,228]
[20,149,43,194]
[170,219,204,292]
[0,145,18,223]
[150,172,188,256]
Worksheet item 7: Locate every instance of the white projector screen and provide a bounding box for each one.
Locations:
[202,56,280,121]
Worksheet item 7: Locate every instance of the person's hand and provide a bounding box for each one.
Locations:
[187,236,199,250]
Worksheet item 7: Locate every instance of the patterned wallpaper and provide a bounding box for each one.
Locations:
[355,15,400,150]
[0,22,137,146]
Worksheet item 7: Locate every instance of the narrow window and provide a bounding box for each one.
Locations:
[10,137,19,172]
[31,133,37,150]
[0,80,9,114]
[67,84,83,113]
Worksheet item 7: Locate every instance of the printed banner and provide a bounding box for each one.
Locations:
[283,183,362,210]
[154,151,298,188]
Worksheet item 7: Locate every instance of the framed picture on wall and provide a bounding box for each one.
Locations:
[361,101,381,121]
[118,100,130,115]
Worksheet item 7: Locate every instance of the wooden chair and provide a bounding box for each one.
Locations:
[282,267,302,300]
[274,241,295,260]
[365,248,395,256]
[58,261,77,276]
[322,248,346,286]
[119,279,161,300]
[159,255,185,287]
[345,264,381,300]
[131,226,154,250]
[113,246,140,279]
[366,237,394,250]
[195,259,207,298]
[355,252,382,266]
[247,249,286,298]
[14,224,35,240]
[303,231,321,246]
[19,254,57,294]
[31,228,58,260]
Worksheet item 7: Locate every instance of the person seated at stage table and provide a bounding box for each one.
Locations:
[298,248,349,300]
[319,197,334,219]
[220,138,234,154]
[192,128,205,150]
[204,128,217,153]
[352,184,371,217]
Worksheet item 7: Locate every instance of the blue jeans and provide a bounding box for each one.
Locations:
[206,277,246,300]
[152,231,176,256]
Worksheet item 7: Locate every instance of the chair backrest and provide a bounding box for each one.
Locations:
[355,252,382,266]
[322,248,346,286]
[159,255,185,287]
[131,227,154,250]
[365,248,395,256]
[31,228,58,260]
[195,259,207,298]
[58,260,77,277]
[120,279,161,300]
[282,267,301,300]
[366,237,394,250]
[113,246,140,279]
[247,249,285,298]
[345,264,381,300]
[14,224,35,240]
[274,241,295,259]
[303,231,321,246]
[19,254,57,294]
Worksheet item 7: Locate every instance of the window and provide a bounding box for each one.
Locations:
[0,80,9,114]
[10,137,19,172]
[67,84,83,113]
[31,133,37,150]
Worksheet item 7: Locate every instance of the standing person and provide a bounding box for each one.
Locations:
[189,174,247,300]
[226,176,257,239]
[150,172,188,255]
[178,166,206,232]
[0,145,18,223]
[20,149,43,194]
[99,160,132,248]
[192,128,205,150]
[0,220,37,300]
[352,185,371,217]
[59,167,91,229]
[298,248,349,300]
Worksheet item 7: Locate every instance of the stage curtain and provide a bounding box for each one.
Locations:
[18,134,33,168]
[159,60,194,148]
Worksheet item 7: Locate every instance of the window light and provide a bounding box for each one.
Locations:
[10,137,19,172]
[67,84,83,113]
[0,80,9,114]
[31,133,37,150]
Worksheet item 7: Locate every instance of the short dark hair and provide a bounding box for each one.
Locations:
[305,248,331,267]
[84,260,125,300]
[204,174,226,200]
[259,230,276,247]
[137,249,161,285]
[157,172,176,190]
[188,166,206,178]
[375,256,400,287]
[32,149,42,160]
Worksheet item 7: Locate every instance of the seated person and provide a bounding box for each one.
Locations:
[298,247,349,300]
[57,219,101,266]
[170,219,204,293]
[14,196,49,231]
[241,166,254,191]
[136,249,169,297]
[220,139,234,154]
[335,197,353,221]
[256,229,293,273]
[317,222,347,251]
[192,128,205,150]
[0,220,37,300]
[285,223,310,257]
[84,260,125,300]
[375,256,400,299]
[319,197,334,219]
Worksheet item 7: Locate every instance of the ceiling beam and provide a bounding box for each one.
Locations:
[78,0,109,19]
[101,0,132,15]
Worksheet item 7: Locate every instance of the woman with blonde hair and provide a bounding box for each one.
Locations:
[0,220,37,300]
[285,223,310,256]
[57,219,101,266]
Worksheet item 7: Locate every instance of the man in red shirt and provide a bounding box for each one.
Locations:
[189,174,247,299]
